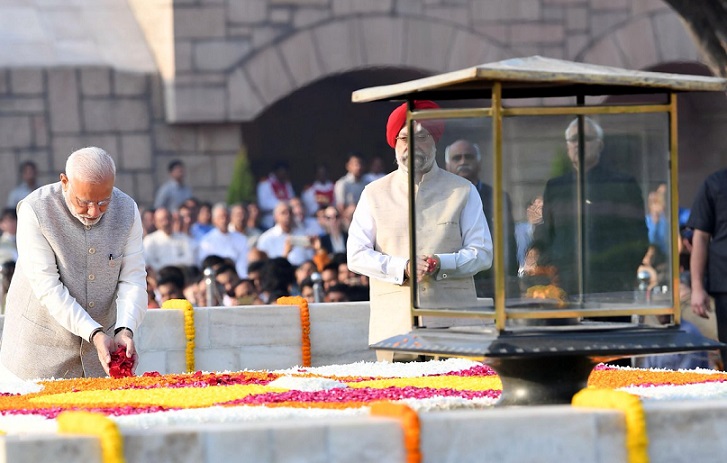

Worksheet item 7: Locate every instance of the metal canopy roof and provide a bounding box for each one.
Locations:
[352,56,727,102]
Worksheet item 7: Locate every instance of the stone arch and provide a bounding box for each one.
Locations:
[228,15,511,121]
[577,9,702,71]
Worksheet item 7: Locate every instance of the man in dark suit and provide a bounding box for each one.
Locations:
[445,139,519,298]
[534,117,648,301]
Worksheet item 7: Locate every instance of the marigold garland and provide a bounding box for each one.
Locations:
[162,299,196,372]
[58,411,125,463]
[277,296,312,367]
[573,388,649,463]
[370,402,421,463]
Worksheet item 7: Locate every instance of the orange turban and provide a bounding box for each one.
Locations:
[386,100,444,148]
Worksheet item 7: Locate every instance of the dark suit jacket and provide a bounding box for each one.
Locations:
[534,164,648,296]
[319,232,348,255]
[474,181,519,298]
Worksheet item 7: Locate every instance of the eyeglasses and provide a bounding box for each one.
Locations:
[69,183,112,209]
[395,133,431,144]
[325,215,340,220]
[449,153,478,162]
[566,135,600,143]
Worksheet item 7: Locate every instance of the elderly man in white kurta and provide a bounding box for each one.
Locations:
[347,100,492,361]
[143,207,197,272]
[0,147,147,380]
[197,203,249,278]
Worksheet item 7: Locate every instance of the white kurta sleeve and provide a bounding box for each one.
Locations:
[115,206,148,332]
[346,192,408,285]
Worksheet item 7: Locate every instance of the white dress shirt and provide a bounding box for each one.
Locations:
[256,225,314,267]
[16,202,147,343]
[143,230,198,271]
[197,228,249,277]
[347,175,492,285]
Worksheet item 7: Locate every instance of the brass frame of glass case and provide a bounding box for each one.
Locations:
[405,93,678,331]
[352,57,727,335]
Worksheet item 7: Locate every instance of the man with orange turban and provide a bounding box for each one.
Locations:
[347,100,493,361]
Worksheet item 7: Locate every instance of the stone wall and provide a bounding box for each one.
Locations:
[0,0,719,208]
[0,66,242,207]
[136,301,375,374]
[162,0,693,123]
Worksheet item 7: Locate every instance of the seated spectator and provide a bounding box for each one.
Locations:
[157,275,185,305]
[0,260,15,313]
[176,203,195,236]
[191,201,214,241]
[143,207,197,272]
[318,206,347,255]
[290,197,324,236]
[257,161,295,229]
[0,208,18,264]
[299,277,316,304]
[258,257,295,304]
[338,260,363,287]
[320,262,339,292]
[293,260,317,295]
[256,202,314,267]
[146,267,160,309]
[363,155,386,183]
[325,283,350,303]
[234,279,260,305]
[246,202,263,235]
[215,263,241,306]
[301,163,335,215]
[198,203,249,278]
[247,259,267,295]
[140,206,156,237]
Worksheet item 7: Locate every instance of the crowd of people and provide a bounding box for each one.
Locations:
[0,108,724,381]
[0,131,707,317]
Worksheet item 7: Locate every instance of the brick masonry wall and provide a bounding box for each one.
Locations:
[0,67,241,207]
[0,0,711,207]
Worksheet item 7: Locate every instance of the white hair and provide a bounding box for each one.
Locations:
[65,147,116,183]
[212,202,229,215]
[565,117,603,140]
[444,140,481,163]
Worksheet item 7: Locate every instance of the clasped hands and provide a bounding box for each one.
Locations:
[91,328,137,376]
[405,255,440,283]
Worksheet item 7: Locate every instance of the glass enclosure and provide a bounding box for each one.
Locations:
[407,103,676,328]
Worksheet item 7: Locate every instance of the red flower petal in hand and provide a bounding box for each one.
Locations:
[425,257,437,273]
[109,346,134,379]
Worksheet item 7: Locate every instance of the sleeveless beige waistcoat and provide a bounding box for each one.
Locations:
[365,166,478,348]
[1,182,136,379]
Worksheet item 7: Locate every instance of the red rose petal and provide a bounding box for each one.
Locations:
[109,346,134,379]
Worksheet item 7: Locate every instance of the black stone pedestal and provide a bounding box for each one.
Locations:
[486,355,596,406]
[372,324,723,406]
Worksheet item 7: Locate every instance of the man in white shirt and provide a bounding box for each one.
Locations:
[143,207,197,272]
[301,163,335,216]
[257,161,295,230]
[256,201,315,267]
[0,147,147,379]
[198,203,249,278]
[347,101,492,360]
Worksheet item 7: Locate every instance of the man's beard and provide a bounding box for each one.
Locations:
[63,190,104,226]
[397,144,436,174]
